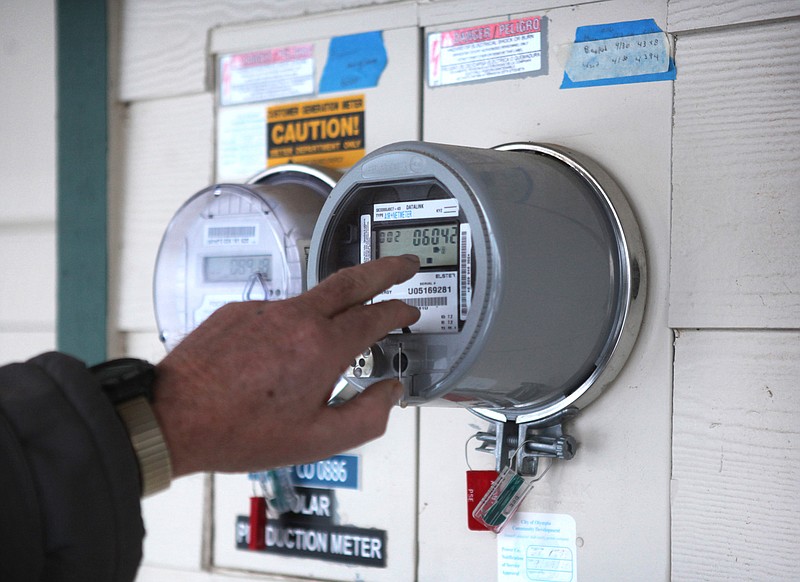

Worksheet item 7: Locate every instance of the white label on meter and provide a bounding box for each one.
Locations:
[204,224,259,246]
[459,223,472,320]
[375,271,458,333]
[360,214,372,263]
[373,199,459,222]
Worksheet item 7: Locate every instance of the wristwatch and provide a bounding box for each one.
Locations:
[91,358,172,496]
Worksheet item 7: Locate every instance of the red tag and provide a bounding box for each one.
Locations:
[466,470,499,531]
[248,496,268,549]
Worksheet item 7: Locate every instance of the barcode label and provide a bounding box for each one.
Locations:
[460,224,472,320]
[374,271,458,333]
[205,225,258,246]
[360,214,371,263]
[404,296,448,308]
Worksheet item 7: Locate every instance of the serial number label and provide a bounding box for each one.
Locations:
[375,271,458,333]
[408,285,452,295]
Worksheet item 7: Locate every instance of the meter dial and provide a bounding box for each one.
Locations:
[154,165,337,351]
[308,141,646,424]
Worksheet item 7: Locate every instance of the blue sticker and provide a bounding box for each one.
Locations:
[291,454,360,490]
[320,31,387,93]
[561,18,676,89]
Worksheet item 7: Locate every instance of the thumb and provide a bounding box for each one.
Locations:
[324,380,404,450]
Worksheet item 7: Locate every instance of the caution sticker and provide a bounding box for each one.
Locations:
[267,95,365,168]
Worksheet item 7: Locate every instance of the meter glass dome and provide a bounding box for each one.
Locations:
[308,142,646,423]
[154,166,336,351]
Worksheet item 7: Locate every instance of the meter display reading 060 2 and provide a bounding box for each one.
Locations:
[362,197,469,336]
[309,141,646,425]
[376,224,459,267]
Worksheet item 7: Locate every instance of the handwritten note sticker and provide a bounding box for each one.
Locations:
[562,18,676,88]
[498,512,578,581]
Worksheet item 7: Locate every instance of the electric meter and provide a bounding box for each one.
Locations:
[154,165,338,351]
[308,141,646,424]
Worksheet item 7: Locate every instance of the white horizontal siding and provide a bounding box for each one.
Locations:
[669,19,800,328]
[668,0,800,32]
[672,329,800,580]
[115,93,215,332]
[118,0,407,102]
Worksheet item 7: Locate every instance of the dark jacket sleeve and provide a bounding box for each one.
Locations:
[0,352,144,582]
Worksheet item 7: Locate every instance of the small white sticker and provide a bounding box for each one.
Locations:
[205,224,259,246]
[375,271,459,334]
[373,199,459,222]
[497,512,577,581]
[459,223,472,320]
[297,238,312,291]
[564,32,669,82]
[219,44,315,106]
[216,104,268,182]
[428,16,544,87]
[360,214,372,263]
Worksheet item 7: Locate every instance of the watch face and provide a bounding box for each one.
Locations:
[91,358,156,404]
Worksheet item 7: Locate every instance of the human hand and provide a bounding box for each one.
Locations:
[151,255,421,477]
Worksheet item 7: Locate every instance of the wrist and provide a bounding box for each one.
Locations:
[92,358,173,496]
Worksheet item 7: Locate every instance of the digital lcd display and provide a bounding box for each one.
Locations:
[376,224,459,267]
[204,255,272,282]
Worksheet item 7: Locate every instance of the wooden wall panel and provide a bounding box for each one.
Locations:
[668,0,800,32]
[0,333,56,365]
[672,329,800,580]
[118,0,405,102]
[0,0,57,223]
[115,94,214,332]
[669,19,800,328]
[0,226,56,328]
[420,0,674,579]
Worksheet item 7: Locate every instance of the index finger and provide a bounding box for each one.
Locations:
[303,255,420,317]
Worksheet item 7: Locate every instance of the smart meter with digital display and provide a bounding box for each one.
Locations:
[154,165,338,351]
[308,141,646,427]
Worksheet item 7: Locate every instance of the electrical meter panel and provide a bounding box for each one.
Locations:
[309,141,646,424]
[154,165,337,350]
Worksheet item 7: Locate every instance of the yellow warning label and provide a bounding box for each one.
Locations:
[267,95,365,169]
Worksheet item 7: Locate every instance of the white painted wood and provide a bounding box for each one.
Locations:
[0,225,56,327]
[136,565,259,582]
[118,0,407,102]
[672,329,800,580]
[115,94,215,332]
[0,332,56,366]
[418,0,596,26]
[121,331,168,363]
[669,20,800,329]
[140,474,208,571]
[0,0,57,223]
[210,1,418,55]
[668,0,800,32]
[419,0,674,579]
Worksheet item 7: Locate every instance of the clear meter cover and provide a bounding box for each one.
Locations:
[308,141,646,423]
[154,180,326,351]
